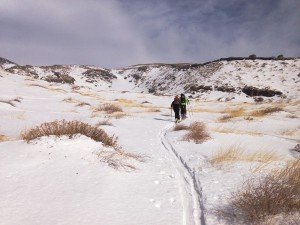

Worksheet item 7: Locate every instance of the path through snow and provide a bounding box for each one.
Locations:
[159,123,206,225]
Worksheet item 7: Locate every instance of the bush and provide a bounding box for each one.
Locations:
[21,120,119,149]
[96,119,113,126]
[0,134,9,142]
[183,122,210,144]
[218,159,300,224]
[249,54,257,60]
[277,54,284,59]
[45,74,75,84]
[249,107,284,117]
[218,108,245,122]
[76,102,91,107]
[0,99,16,107]
[96,103,123,114]
[97,149,147,171]
[210,145,279,168]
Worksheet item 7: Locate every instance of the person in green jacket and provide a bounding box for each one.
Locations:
[180,93,189,119]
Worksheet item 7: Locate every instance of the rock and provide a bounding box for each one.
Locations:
[242,86,282,97]
[292,144,300,152]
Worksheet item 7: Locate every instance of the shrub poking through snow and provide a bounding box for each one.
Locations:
[97,149,147,172]
[0,99,16,107]
[0,97,22,107]
[75,102,91,107]
[183,122,210,144]
[21,120,119,150]
[96,103,123,114]
[96,119,113,126]
[45,74,75,84]
[146,108,161,112]
[218,159,300,224]
[219,108,245,122]
[249,106,284,117]
[0,134,9,142]
[210,145,279,169]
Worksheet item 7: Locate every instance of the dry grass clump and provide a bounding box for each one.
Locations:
[173,124,189,131]
[21,120,119,149]
[0,99,16,107]
[96,119,113,126]
[210,145,279,168]
[183,122,210,144]
[97,149,148,171]
[146,108,161,112]
[212,127,261,136]
[210,145,242,166]
[27,83,48,89]
[0,134,9,142]
[116,98,137,107]
[109,112,128,119]
[219,108,245,122]
[249,107,284,117]
[63,97,79,103]
[218,159,300,224]
[96,103,123,114]
[259,212,300,225]
[0,97,22,107]
[279,128,298,137]
[71,85,80,91]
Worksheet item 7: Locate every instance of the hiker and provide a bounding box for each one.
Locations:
[171,95,181,123]
[180,93,189,119]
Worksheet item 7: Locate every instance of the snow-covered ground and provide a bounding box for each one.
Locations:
[0,58,299,225]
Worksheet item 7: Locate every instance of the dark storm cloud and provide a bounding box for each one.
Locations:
[0,0,299,67]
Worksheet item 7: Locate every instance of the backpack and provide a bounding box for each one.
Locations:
[180,94,188,106]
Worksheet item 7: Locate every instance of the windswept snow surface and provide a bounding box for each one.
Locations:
[0,58,299,225]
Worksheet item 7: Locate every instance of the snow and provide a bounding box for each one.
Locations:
[0,59,299,225]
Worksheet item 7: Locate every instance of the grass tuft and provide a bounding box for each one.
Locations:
[217,159,300,224]
[96,119,113,126]
[0,100,16,107]
[219,108,245,122]
[96,103,123,114]
[21,120,119,150]
[0,134,9,142]
[183,122,210,144]
[210,145,279,168]
[249,107,284,117]
[97,149,148,171]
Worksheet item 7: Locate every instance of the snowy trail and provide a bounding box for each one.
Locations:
[159,123,206,225]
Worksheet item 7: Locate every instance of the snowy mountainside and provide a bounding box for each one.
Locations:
[0,61,116,89]
[1,56,299,101]
[114,58,300,101]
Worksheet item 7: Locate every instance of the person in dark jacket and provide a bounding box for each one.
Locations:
[180,93,189,119]
[171,95,181,123]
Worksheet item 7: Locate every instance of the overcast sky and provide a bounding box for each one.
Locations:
[0,0,299,67]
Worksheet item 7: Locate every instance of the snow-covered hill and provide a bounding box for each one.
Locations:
[1,56,299,102]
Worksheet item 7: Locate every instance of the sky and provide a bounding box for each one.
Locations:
[0,0,299,67]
